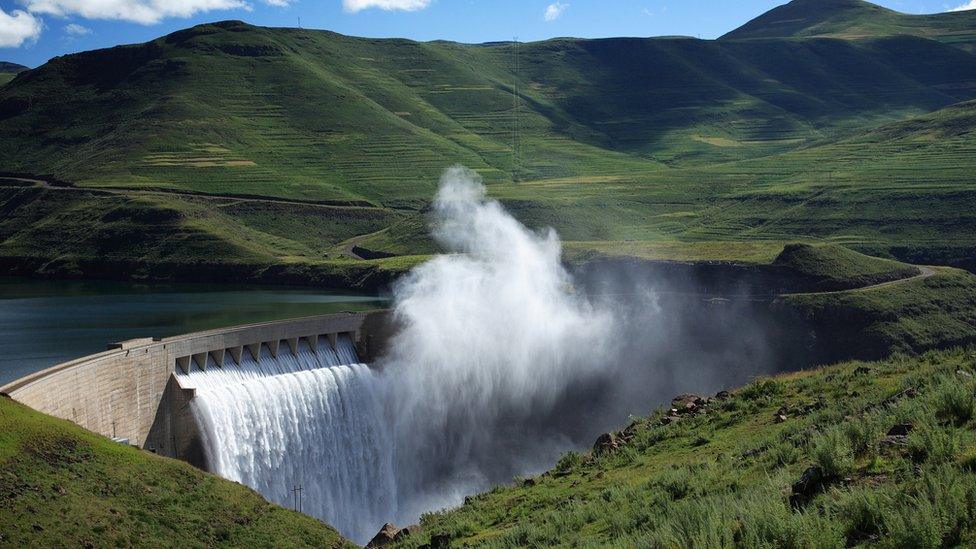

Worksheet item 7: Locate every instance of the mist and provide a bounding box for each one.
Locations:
[377,166,779,526]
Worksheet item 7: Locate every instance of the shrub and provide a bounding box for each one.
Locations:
[933,381,975,426]
[554,451,583,475]
[741,378,781,401]
[812,427,855,479]
[908,425,959,464]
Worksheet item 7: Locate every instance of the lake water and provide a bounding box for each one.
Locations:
[0,277,389,387]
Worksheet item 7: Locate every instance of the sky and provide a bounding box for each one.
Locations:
[1,0,975,67]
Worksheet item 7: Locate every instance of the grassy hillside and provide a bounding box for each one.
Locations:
[0,62,26,87]
[0,395,351,547]
[393,346,976,547]
[1,3,976,283]
[773,243,920,292]
[2,20,976,195]
[724,0,976,52]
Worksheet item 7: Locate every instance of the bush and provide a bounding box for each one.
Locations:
[741,378,781,401]
[812,427,855,479]
[909,425,959,464]
[934,381,975,426]
[554,451,583,475]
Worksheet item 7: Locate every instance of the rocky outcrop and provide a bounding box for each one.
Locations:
[367,523,421,548]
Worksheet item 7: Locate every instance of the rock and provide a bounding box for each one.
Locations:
[887,422,914,437]
[366,523,400,548]
[593,432,619,454]
[853,366,872,376]
[715,390,731,400]
[522,477,537,487]
[774,414,788,424]
[957,369,973,378]
[395,525,420,541]
[672,394,706,410]
[429,533,451,548]
[660,415,682,426]
[790,466,825,508]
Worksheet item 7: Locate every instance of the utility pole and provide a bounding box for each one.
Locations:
[291,484,303,513]
[512,36,521,183]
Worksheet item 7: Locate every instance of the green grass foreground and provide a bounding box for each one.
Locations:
[397,347,976,548]
[0,396,352,548]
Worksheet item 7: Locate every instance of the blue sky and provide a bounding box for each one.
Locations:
[1,0,974,67]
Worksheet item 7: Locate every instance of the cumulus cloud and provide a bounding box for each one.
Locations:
[18,0,264,25]
[948,1,976,11]
[64,22,91,35]
[0,8,42,47]
[343,0,431,13]
[544,2,568,21]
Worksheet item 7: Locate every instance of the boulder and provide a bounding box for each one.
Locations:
[790,466,825,508]
[395,525,421,541]
[593,432,619,454]
[887,422,914,437]
[672,394,706,410]
[367,523,400,548]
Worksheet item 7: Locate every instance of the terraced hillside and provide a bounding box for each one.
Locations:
[725,0,976,52]
[1,1,976,284]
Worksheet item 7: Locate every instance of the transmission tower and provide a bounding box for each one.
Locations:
[512,37,521,183]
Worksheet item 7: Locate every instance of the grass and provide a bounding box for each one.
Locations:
[0,395,352,548]
[774,266,976,359]
[391,347,976,547]
[724,0,976,53]
[1,11,976,279]
[773,243,920,291]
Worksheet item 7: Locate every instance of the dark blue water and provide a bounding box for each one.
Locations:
[0,277,388,386]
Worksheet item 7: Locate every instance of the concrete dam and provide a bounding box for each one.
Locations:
[0,311,395,540]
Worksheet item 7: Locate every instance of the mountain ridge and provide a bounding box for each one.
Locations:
[724,0,976,52]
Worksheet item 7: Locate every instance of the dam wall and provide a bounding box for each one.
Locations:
[0,311,390,466]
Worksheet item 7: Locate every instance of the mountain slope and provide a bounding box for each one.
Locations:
[2,21,976,203]
[724,0,976,52]
[0,395,351,547]
[0,62,27,87]
[392,346,976,547]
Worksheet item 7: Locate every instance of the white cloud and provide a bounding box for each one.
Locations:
[948,0,976,10]
[544,2,568,22]
[0,8,42,47]
[342,0,431,13]
[16,0,288,25]
[64,22,91,34]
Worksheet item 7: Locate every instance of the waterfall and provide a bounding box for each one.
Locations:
[177,335,395,544]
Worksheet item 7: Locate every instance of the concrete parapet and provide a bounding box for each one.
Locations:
[0,310,391,466]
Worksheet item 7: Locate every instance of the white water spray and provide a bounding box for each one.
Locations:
[177,336,395,544]
[381,166,617,521]
[182,166,627,541]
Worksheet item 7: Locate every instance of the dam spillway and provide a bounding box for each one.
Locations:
[176,335,395,543]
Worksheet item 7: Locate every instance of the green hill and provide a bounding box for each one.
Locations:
[0,395,351,548]
[724,0,976,53]
[2,19,976,197]
[1,2,976,284]
[392,346,976,547]
[0,62,26,87]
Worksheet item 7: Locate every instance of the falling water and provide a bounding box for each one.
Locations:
[176,335,396,544]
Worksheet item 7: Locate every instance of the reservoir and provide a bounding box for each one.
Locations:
[0,277,387,386]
